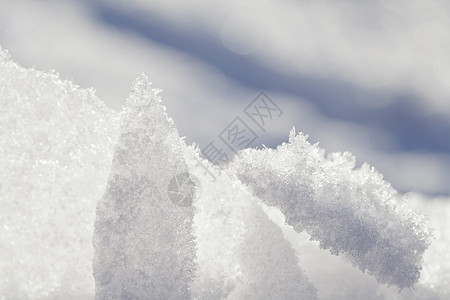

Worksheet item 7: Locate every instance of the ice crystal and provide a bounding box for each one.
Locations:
[229,128,430,289]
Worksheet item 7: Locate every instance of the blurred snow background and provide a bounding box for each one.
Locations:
[1,0,450,196]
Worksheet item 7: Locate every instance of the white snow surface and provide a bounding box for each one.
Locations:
[1,47,449,299]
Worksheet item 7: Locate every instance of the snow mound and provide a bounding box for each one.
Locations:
[0,47,119,298]
[229,128,431,289]
[93,74,196,299]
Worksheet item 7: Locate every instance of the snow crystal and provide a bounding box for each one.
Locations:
[93,74,196,299]
[0,47,119,298]
[185,146,318,300]
[229,128,431,289]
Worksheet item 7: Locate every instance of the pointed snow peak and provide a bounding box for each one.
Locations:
[126,73,163,109]
[113,77,186,181]
[121,73,177,142]
[93,78,195,299]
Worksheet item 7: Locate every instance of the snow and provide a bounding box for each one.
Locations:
[0,47,119,299]
[229,128,430,289]
[93,74,196,299]
[94,74,317,299]
[185,147,317,299]
[1,46,449,299]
